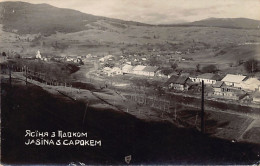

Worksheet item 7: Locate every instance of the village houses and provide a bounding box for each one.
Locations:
[189,73,221,85]
[221,74,247,89]
[165,75,191,91]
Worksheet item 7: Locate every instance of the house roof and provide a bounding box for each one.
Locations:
[221,74,247,83]
[166,75,189,85]
[197,73,221,80]
[213,81,224,88]
[165,75,179,85]
[175,76,189,84]
[252,92,260,98]
[143,66,159,72]
[168,71,180,77]
[112,67,121,71]
[133,65,146,71]
[242,77,260,86]
[103,67,111,71]
[180,72,190,77]
[122,64,134,70]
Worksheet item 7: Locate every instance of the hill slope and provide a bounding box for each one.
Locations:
[1,2,260,36]
[188,17,260,29]
[0,1,149,35]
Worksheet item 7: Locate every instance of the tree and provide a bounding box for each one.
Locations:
[196,64,200,72]
[170,63,178,70]
[2,52,6,56]
[161,68,173,76]
[201,64,218,73]
[244,59,258,73]
[148,56,160,66]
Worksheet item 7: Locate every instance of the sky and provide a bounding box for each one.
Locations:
[1,0,260,24]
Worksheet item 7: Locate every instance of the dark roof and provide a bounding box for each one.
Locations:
[197,73,221,80]
[213,81,224,88]
[143,66,159,72]
[165,75,189,85]
[175,76,189,84]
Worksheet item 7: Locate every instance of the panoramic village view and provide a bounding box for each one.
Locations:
[1,0,260,165]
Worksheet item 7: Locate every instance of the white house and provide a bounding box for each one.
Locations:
[241,77,260,91]
[103,67,113,76]
[132,65,146,75]
[99,55,113,62]
[189,73,221,85]
[252,92,260,103]
[111,67,122,75]
[122,64,134,74]
[221,74,247,88]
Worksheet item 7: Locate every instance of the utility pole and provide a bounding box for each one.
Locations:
[25,66,28,85]
[201,80,205,134]
[82,102,89,130]
[9,65,12,86]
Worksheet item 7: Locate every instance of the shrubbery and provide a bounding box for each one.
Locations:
[201,64,218,73]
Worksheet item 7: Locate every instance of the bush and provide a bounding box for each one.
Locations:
[161,68,173,75]
[201,64,218,73]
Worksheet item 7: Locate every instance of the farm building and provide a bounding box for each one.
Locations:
[142,66,159,76]
[102,67,122,76]
[165,75,191,91]
[99,55,113,62]
[122,64,134,74]
[189,73,221,85]
[221,74,247,89]
[212,84,247,100]
[240,77,260,92]
[132,65,146,75]
[111,67,122,75]
[252,92,260,103]
[212,81,224,92]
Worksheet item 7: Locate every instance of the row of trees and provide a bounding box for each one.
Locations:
[9,59,79,82]
[195,59,259,74]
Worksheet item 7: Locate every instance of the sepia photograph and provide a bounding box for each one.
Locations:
[0,0,260,165]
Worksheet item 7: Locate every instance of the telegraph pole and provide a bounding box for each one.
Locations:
[9,65,12,86]
[82,102,89,130]
[201,80,205,134]
[25,66,28,85]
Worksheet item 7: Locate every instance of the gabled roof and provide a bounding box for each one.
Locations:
[242,77,260,85]
[103,67,111,71]
[122,64,134,70]
[197,73,221,80]
[165,75,189,85]
[143,66,159,72]
[112,67,121,71]
[165,75,179,85]
[213,81,224,88]
[181,72,190,77]
[221,74,247,83]
[133,65,146,71]
[175,76,189,84]
[252,92,260,98]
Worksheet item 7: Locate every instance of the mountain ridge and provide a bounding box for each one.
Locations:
[1,1,260,35]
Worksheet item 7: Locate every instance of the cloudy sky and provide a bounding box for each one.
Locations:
[2,0,260,24]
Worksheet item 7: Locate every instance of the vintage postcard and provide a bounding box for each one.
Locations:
[0,0,260,165]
